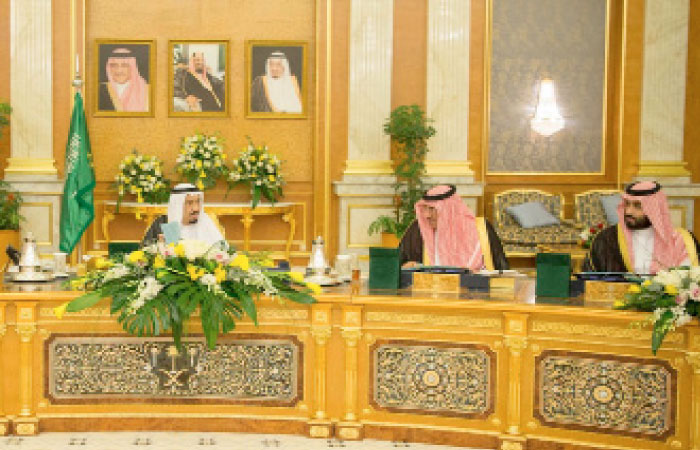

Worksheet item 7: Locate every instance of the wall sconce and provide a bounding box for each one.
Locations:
[530,78,564,137]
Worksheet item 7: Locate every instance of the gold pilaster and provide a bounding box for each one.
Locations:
[308,304,332,438]
[0,304,7,436]
[13,302,38,435]
[337,307,363,440]
[503,314,528,437]
[687,352,700,450]
[241,214,255,252]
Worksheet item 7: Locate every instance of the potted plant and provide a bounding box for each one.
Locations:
[0,180,23,269]
[0,101,10,138]
[368,104,436,247]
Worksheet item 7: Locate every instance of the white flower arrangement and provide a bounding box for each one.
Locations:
[175,133,228,191]
[228,137,284,208]
[114,150,170,206]
[615,266,700,354]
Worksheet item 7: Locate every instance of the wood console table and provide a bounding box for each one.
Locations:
[102,201,296,257]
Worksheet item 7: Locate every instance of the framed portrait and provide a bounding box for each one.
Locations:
[245,40,308,118]
[169,40,229,117]
[94,39,155,117]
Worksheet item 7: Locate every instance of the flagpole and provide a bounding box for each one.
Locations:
[70,49,83,268]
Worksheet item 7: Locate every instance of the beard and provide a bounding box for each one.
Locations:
[624,215,652,230]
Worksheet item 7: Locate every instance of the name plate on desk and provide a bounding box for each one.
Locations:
[412,272,461,293]
[584,280,632,302]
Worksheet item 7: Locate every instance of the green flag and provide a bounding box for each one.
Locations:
[59,92,95,253]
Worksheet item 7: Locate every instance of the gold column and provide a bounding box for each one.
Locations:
[308,304,332,438]
[500,313,528,450]
[13,302,38,435]
[337,306,363,440]
[688,351,700,450]
[241,213,255,252]
[0,304,8,436]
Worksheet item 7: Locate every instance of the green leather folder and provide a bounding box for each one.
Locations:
[536,252,571,298]
[108,242,140,258]
[369,247,400,290]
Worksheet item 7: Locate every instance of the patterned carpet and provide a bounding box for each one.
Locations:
[1,432,490,450]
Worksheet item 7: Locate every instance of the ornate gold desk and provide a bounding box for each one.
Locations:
[0,279,699,450]
[102,201,296,257]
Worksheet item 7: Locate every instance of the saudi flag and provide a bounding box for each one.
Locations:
[59,92,95,253]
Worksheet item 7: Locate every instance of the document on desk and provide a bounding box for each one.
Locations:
[161,222,181,245]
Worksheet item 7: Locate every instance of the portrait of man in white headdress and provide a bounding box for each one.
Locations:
[142,183,224,247]
[248,43,306,115]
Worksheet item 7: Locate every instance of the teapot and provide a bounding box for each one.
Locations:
[308,236,329,275]
[19,231,41,273]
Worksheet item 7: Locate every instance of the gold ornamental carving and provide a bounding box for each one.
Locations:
[0,423,6,436]
[40,307,111,318]
[686,352,700,374]
[531,320,684,344]
[693,335,700,348]
[258,309,309,321]
[0,324,6,336]
[16,324,36,342]
[504,336,527,354]
[311,326,331,345]
[365,312,500,329]
[313,311,329,323]
[337,427,360,440]
[343,311,361,326]
[308,425,330,438]
[341,328,361,347]
[15,423,36,436]
[500,441,523,450]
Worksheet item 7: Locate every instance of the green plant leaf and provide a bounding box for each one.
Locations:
[66,290,103,312]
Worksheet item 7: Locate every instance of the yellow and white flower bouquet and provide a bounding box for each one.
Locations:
[175,133,228,191]
[56,240,318,349]
[228,137,284,208]
[614,266,700,354]
[114,150,170,207]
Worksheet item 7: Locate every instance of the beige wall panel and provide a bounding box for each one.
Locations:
[488,0,607,174]
[20,202,53,247]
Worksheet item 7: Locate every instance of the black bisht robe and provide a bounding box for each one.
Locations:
[399,219,509,270]
[141,215,168,247]
[182,72,225,112]
[583,224,700,272]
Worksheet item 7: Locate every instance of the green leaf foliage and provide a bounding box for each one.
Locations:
[368,105,435,239]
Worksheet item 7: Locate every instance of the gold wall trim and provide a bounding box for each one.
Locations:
[343,160,394,175]
[531,320,684,344]
[637,160,692,177]
[4,158,58,176]
[365,312,501,329]
[668,204,688,229]
[37,413,307,420]
[424,161,474,176]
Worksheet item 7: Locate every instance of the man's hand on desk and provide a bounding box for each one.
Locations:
[402,261,420,269]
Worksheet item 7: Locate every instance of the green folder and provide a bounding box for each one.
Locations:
[536,252,571,298]
[369,247,400,290]
[108,242,140,258]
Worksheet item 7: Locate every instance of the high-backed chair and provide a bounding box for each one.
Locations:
[493,189,579,255]
[574,189,621,229]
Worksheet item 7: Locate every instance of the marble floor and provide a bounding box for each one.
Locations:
[1,432,490,450]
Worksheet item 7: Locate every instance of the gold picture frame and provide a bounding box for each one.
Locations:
[94,39,155,117]
[245,40,308,119]
[168,40,230,117]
